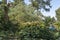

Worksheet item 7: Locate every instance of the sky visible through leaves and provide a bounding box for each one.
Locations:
[0,0,60,17]
[24,0,60,17]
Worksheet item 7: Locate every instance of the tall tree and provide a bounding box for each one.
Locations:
[0,0,20,38]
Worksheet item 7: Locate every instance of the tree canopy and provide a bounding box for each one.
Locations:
[0,0,60,40]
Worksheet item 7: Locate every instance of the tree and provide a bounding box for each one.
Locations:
[43,17,55,27]
[14,0,24,5]
[2,0,7,4]
[30,0,51,11]
[53,22,60,39]
[54,7,60,39]
[1,0,9,22]
[9,2,42,23]
[0,0,20,37]
[56,8,60,21]
[0,0,57,40]
[13,0,52,15]
[19,24,55,40]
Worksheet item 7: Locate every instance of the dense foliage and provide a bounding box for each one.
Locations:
[56,8,60,21]
[0,0,60,40]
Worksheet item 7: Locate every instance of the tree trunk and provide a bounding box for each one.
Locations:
[2,0,9,21]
